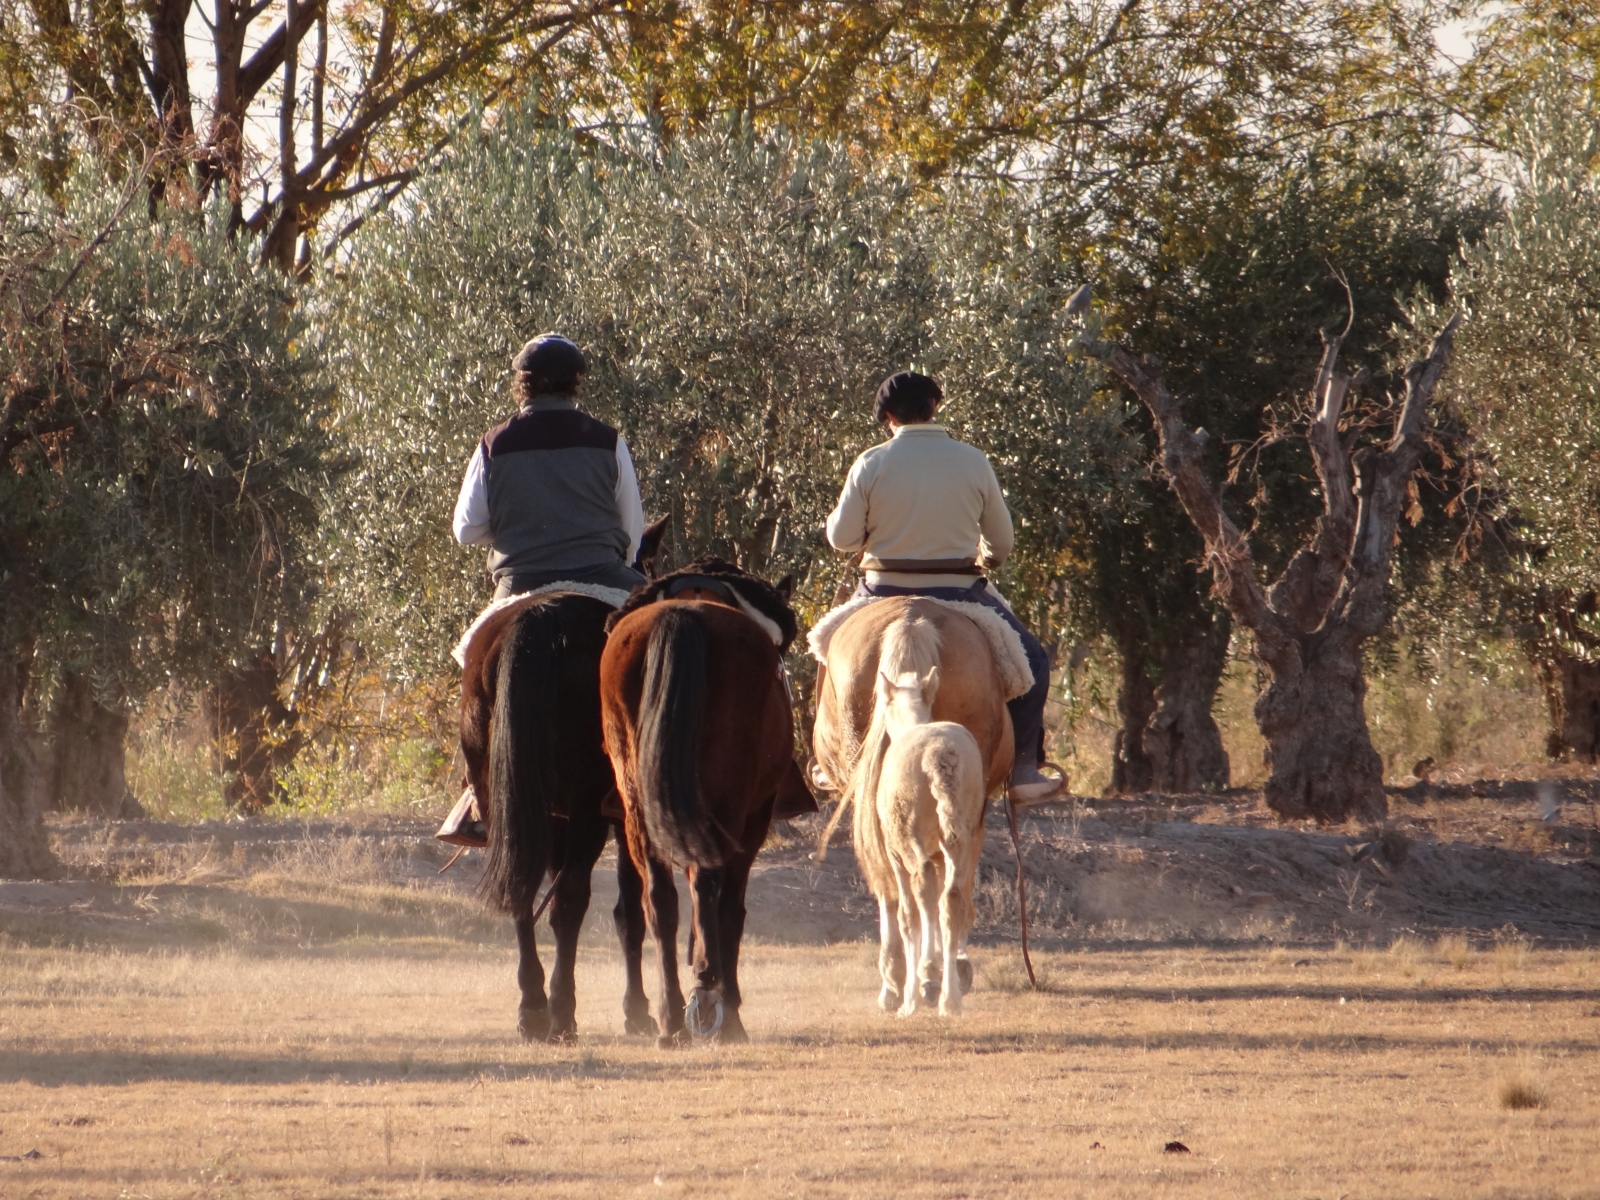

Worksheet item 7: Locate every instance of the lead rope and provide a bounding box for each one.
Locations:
[1003,795,1038,988]
[530,866,566,926]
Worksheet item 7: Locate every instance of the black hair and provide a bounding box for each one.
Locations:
[872,371,942,424]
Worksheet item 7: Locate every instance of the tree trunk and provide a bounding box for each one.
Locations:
[1083,312,1460,825]
[0,661,58,878]
[1146,608,1231,794]
[207,653,299,809]
[1111,610,1231,795]
[1543,652,1600,761]
[1255,628,1385,821]
[1109,633,1157,793]
[45,673,143,817]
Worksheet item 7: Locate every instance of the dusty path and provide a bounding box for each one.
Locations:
[2,793,1599,1197]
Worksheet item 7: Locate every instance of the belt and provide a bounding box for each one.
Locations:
[871,558,983,575]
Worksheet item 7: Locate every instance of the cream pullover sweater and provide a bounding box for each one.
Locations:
[825,424,1015,587]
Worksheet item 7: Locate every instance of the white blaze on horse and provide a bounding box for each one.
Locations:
[813,597,1029,1015]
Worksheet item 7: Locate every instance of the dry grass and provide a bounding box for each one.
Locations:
[1495,1066,1552,1112]
[2,861,1598,1199]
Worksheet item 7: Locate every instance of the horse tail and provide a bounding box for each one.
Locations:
[925,727,982,864]
[479,603,561,913]
[635,605,723,868]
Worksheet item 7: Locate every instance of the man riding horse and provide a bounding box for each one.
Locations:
[438,333,647,845]
[826,371,1063,806]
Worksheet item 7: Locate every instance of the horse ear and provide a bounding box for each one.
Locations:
[775,574,795,603]
[923,665,940,695]
[635,515,671,578]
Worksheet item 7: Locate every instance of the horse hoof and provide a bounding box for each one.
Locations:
[624,1012,655,1037]
[518,1007,551,1043]
[878,985,902,1013]
[685,988,725,1040]
[956,959,974,995]
[896,1000,918,1019]
[921,979,940,1004]
[548,1022,578,1044]
[656,1028,691,1050]
[715,1011,749,1044]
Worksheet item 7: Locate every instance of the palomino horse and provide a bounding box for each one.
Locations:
[599,559,805,1046]
[870,617,987,1016]
[456,522,666,1042]
[813,598,1014,1013]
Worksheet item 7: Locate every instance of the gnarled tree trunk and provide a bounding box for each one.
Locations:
[1111,609,1231,795]
[1147,608,1231,794]
[46,673,143,818]
[1254,625,1384,819]
[0,661,58,878]
[1084,312,1461,824]
[1542,652,1600,762]
[206,653,300,810]
[1110,633,1157,793]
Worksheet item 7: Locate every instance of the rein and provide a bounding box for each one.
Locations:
[530,866,566,926]
[1002,796,1038,989]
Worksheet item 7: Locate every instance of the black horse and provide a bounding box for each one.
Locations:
[457,522,666,1041]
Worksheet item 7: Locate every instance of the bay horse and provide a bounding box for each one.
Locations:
[599,558,806,1046]
[456,521,666,1042]
[813,598,1015,1012]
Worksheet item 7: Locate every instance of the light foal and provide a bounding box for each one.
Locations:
[872,619,988,1015]
[818,610,999,1016]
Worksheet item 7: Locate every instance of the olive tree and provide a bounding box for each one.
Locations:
[1418,64,1600,758]
[322,117,1124,684]
[0,135,335,865]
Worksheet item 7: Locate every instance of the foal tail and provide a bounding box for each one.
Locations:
[635,605,723,868]
[924,730,982,869]
[479,604,563,913]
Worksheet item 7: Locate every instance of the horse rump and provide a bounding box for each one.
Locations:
[478,601,567,913]
[635,605,724,869]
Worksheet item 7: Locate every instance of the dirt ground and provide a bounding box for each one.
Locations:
[2,787,1598,1197]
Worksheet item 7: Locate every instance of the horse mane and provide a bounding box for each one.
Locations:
[607,556,799,651]
[818,615,944,887]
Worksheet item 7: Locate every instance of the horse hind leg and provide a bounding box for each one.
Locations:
[684,864,727,1042]
[642,855,689,1048]
[514,911,550,1042]
[545,820,605,1042]
[711,849,756,1044]
[877,896,906,1013]
[889,857,922,1018]
[916,858,943,1007]
[613,835,653,1036]
[939,842,979,1015]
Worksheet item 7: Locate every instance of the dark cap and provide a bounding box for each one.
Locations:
[873,371,943,424]
[511,334,587,392]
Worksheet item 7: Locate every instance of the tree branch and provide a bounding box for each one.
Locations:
[1078,332,1300,675]
[1333,314,1463,637]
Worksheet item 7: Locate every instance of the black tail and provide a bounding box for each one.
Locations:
[479,604,562,913]
[636,605,723,868]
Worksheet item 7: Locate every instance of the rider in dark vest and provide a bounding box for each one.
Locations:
[826,371,1064,805]
[439,334,647,845]
[452,334,646,598]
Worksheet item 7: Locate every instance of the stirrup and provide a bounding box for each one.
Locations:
[1008,762,1068,808]
[436,787,488,847]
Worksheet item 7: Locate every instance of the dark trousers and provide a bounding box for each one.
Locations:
[853,578,1050,770]
[493,560,646,600]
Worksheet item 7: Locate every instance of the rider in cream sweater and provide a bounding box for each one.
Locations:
[826,371,1063,805]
